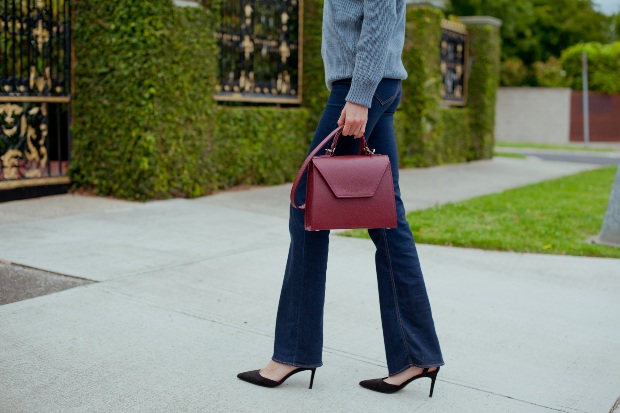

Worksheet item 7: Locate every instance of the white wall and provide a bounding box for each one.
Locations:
[495,87,572,144]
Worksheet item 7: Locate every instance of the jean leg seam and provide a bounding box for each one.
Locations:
[292,226,306,365]
[382,228,414,367]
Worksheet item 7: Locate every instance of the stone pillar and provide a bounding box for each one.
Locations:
[458,16,502,160]
[596,166,620,247]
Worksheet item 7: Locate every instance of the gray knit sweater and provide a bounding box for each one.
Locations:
[321,0,408,108]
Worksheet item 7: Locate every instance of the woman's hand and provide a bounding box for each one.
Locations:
[337,101,369,138]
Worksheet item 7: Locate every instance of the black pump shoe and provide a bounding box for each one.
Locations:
[359,366,440,396]
[237,367,317,389]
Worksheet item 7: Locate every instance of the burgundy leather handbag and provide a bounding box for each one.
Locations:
[290,125,397,231]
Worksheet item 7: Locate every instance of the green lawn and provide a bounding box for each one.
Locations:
[343,166,620,259]
[493,151,527,159]
[496,142,615,152]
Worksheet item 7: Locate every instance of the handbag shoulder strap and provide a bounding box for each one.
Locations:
[290,126,369,210]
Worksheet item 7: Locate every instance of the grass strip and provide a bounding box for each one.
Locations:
[494,152,527,159]
[496,142,615,152]
[342,166,620,259]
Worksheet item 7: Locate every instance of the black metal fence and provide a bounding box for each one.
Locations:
[0,0,71,191]
[215,0,301,104]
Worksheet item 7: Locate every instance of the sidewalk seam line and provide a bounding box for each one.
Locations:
[96,288,581,413]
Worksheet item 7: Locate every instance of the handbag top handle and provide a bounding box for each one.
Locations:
[290,125,373,210]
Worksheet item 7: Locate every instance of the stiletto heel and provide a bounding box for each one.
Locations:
[428,368,438,397]
[359,366,440,395]
[237,366,318,389]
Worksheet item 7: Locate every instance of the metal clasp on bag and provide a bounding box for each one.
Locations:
[362,146,375,156]
[325,148,335,155]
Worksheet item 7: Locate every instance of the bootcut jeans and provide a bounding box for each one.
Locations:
[272,77,445,376]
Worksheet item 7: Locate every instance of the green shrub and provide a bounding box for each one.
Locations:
[500,58,529,86]
[71,1,317,200]
[501,56,571,88]
[561,42,620,94]
[210,107,312,190]
[69,1,501,200]
[439,108,470,164]
[467,24,501,160]
[71,0,218,200]
[397,6,444,167]
[532,57,569,87]
[302,0,330,125]
[396,7,500,167]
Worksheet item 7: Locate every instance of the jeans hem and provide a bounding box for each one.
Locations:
[389,361,445,376]
[272,356,323,369]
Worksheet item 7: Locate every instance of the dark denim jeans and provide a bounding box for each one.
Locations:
[272,78,445,376]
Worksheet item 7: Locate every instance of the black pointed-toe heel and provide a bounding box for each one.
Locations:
[359,366,440,395]
[237,367,317,389]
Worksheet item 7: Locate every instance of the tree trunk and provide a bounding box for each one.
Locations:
[597,166,620,247]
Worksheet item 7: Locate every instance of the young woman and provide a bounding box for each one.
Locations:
[237,0,444,395]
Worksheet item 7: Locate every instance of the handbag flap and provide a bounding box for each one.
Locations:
[312,155,390,198]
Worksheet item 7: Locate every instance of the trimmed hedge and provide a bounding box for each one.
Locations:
[397,7,500,166]
[440,108,470,164]
[71,0,319,200]
[71,0,218,200]
[69,1,501,200]
[561,42,620,94]
[302,0,330,125]
[531,57,569,88]
[397,6,444,167]
[466,24,501,160]
[210,107,312,190]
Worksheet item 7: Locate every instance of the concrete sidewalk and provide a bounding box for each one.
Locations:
[0,158,618,413]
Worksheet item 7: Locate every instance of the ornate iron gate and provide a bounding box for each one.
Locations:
[0,0,71,197]
[440,20,468,106]
[215,0,302,104]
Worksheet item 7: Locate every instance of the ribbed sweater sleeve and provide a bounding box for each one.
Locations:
[345,1,399,108]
